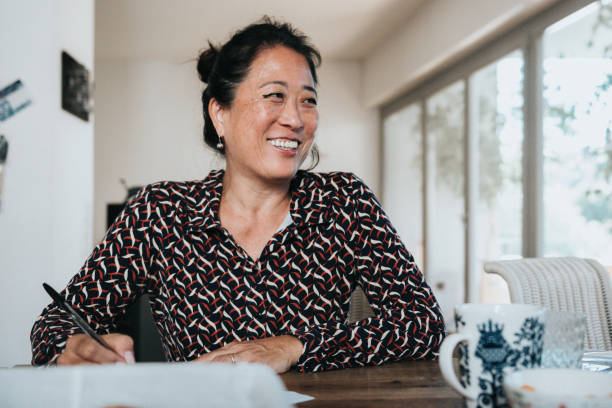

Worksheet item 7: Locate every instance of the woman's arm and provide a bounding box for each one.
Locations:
[290,174,446,372]
[30,185,168,365]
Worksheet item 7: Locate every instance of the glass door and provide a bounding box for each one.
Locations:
[471,50,525,303]
[382,103,424,266]
[425,80,465,328]
[542,1,612,268]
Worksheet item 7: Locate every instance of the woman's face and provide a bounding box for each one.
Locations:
[212,45,318,183]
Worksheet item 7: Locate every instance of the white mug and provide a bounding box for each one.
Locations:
[439,304,547,408]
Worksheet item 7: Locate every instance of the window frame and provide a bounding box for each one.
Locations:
[379,0,595,302]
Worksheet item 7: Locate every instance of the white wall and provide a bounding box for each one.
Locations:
[0,0,94,367]
[363,0,559,107]
[93,59,213,240]
[316,62,379,190]
[93,58,379,241]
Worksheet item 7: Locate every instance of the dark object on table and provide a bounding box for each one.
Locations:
[61,51,90,121]
[108,203,165,362]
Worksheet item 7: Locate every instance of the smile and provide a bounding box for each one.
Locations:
[267,139,299,150]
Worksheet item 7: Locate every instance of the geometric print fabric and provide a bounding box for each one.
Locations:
[31,170,446,372]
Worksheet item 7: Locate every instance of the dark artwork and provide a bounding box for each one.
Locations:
[61,51,89,121]
[0,135,8,163]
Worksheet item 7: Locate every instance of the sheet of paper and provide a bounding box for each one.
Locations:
[1,362,293,407]
[285,390,315,404]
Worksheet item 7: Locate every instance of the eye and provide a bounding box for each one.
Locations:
[304,97,318,106]
[263,92,284,101]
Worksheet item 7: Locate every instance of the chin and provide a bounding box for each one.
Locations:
[263,162,300,182]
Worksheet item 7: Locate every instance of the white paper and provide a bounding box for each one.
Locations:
[1,362,292,407]
[285,390,315,404]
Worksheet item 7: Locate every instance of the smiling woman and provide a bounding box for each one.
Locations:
[206,46,318,183]
[30,17,445,373]
[197,18,321,173]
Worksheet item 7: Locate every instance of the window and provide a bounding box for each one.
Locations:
[381,0,612,325]
[382,103,424,266]
[472,51,524,303]
[542,1,612,265]
[425,81,465,323]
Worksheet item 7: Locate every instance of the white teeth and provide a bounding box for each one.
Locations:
[268,139,298,150]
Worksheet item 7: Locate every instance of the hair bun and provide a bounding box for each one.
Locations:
[197,42,219,84]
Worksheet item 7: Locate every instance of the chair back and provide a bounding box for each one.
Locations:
[484,257,612,350]
[348,287,374,323]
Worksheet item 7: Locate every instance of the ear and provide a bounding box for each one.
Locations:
[208,98,228,137]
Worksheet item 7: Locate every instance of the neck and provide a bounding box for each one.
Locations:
[220,166,292,218]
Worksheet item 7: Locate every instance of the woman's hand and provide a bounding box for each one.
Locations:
[195,335,303,373]
[57,333,135,365]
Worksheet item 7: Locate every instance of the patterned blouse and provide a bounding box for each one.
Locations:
[31,170,445,372]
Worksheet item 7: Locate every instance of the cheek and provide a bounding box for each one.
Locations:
[250,105,281,133]
[232,101,275,132]
[303,110,319,134]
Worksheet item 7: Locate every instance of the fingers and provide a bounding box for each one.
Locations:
[195,342,274,369]
[196,344,240,364]
[206,350,246,365]
[104,333,135,363]
[196,348,234,363]
[218,353,238,365]
[57,334,134,365]
[195,336,302,374]
[56,349,90,365]
[72,335,125,363]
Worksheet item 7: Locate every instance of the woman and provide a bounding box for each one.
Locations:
[31,18,445,373]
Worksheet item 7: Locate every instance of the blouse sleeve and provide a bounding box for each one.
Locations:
[290,174,446,372]
[30,185,169,365]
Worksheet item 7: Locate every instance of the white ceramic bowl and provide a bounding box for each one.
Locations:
[504,368,612,408]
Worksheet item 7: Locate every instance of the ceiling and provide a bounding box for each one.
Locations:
[95,0,425,61]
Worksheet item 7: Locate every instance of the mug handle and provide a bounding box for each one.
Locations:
[438,333,476,400]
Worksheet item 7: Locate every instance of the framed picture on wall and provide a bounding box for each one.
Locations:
[61,51,90,121]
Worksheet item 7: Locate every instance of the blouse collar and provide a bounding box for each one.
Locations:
[194,169,331,231]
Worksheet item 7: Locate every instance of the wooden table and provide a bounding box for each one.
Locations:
[281,360,463,407]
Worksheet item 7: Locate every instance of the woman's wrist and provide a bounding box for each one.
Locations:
[281,335,304,365]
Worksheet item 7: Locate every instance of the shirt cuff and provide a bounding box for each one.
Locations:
[288,325,324,372]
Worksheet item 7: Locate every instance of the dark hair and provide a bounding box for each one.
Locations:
[197,16,321,169]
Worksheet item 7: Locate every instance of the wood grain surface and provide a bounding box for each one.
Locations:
[281,359,463,407]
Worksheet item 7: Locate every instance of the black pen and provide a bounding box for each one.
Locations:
[42,282,126,361]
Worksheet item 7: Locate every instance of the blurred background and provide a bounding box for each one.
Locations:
[0,0,610,366]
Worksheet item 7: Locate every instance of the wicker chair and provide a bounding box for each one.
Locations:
[348,287,374,323]
[483,257,612,350]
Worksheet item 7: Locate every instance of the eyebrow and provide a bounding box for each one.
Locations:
[260,81,318,97]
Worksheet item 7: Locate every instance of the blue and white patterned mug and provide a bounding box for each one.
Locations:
[439,304,547,408]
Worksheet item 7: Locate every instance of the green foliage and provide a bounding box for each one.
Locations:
[546,103,576,134]
[426,85,465,196]
[578,190,612,227]
[547,1,612,227]
[603,128,612,182]
[477,81,504,205]
[425,69,507,206]
[588,0,612,56]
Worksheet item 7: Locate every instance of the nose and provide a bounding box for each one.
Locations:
[279,99,303,130]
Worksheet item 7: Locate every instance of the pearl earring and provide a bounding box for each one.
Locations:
[216,136,224,150]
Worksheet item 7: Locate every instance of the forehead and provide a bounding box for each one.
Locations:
[245,46,314,87]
